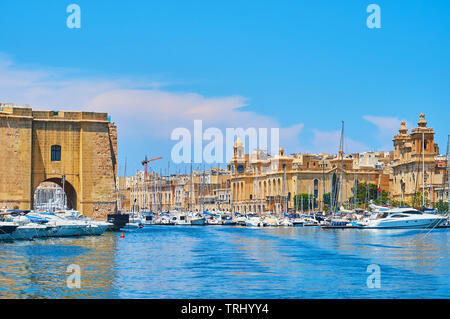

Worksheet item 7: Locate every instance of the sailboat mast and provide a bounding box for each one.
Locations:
[447,135,450,212]
[283,164,287,216]
[338,120,344,212]
[422,131,425,208]
[190,162,193,212]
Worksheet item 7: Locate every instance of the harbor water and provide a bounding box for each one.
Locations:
[1,226,449,298]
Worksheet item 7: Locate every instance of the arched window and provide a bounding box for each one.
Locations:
[51,145,61,161]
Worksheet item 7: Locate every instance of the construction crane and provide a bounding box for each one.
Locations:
[142,156,163,180]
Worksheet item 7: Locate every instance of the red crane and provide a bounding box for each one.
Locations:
[142,156,162,180]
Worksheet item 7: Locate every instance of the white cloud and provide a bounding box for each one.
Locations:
[362,115,406,151]
[363,115,402,137]
[0,55,304,159]
[311,129,369,154]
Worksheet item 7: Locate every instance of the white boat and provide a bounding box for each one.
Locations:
[263,217,280,227]
[292,218,304,227]
[29,212,90,237]
[122,222,142,229]
[155,215,174,225]
[171,212,190,225]
[8,215,51,240]
[246,216,264,227]
[186,212,206,225]
[361,208,446,229]
[233,215,247,226]
[142,212,156,225]
[279,218,293,227]
[205,213,222,225]
[54,210,112,235]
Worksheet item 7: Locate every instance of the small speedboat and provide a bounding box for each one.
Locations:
[263,217,280,227]
[292,218,304,227]
[222,218,237,226]
[246,216,263,227]
[279,218,293,227]
[123,222,144,229]
[171,213,189,225]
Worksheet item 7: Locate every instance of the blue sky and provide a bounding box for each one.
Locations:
[0,1,449,174]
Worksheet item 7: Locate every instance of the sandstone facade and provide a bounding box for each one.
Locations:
[0,104,117,219]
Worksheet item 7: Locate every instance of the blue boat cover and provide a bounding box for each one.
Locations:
[26,216,49,224]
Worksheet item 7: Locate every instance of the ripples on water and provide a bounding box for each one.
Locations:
[0,226,449,298]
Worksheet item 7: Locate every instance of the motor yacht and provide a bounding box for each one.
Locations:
[263,217,280,227]
[233,214,247,226]
[360,207,446,229]
[291,218,304,227]
[171,212,190,225]
[279,218,293,227]
[8,215,51,240]
[29,212,90,237]
[54,210,112,235]
[188,212,206,225]
[141,212,155,225]
[245,216,264,227]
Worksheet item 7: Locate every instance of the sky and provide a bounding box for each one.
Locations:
[0,1,449,174]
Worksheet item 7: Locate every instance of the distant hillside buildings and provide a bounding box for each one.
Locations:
[114,113,448,213]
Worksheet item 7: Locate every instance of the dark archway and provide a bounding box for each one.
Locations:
[33,178,77,211]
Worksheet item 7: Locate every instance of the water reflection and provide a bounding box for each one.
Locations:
[0,234,119,298]
[0,227,449,298]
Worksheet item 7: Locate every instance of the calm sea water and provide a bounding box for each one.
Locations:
[0,225,449,299]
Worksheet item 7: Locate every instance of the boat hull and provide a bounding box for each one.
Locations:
[364,217,446,229]
[0,225,18,240]
[190,218,206,225]
[45,224,88,237]
[10,226,48,240]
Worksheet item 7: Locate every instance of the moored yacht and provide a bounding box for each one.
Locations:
[245,216,264,227]
[361,207,446,229]
[54,210,112,235]
[188,212,206,225]
[262,216,279,227]
[171,212,190,225]
[28,212,89,237]
[9,215,52,240]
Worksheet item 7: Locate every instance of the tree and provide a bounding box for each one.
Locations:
[323,192,331,206]
[391,200,408,207]
[410,192,429,210]
[434,200,449,213]
[294,193,317,211]
[351,183,389,206]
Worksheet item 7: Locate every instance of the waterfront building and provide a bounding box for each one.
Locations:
[228,137,387,214]
[117,167,231,212]
[0,104,117,219]
[117,113,447,213]
[391,113,448,205]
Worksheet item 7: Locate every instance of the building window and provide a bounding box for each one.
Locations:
[51,145,61,161]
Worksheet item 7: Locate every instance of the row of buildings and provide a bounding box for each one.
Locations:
[117,113,448,214]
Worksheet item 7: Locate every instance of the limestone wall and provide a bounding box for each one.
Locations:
[0,106,117,219]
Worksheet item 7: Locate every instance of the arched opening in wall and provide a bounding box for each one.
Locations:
[33,178,77,212]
